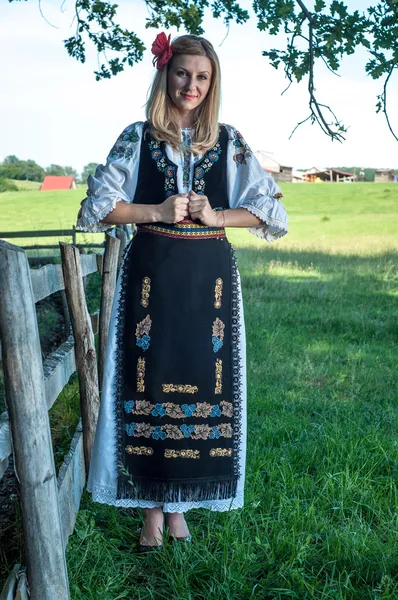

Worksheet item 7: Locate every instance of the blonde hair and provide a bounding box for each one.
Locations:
[145,34,221,155]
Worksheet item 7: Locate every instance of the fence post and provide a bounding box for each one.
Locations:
[0,241,70,600]
[59,243,100,471]
[71,225,76,246]
[98,234,120,391]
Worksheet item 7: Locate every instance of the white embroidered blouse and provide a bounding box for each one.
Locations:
[76,122,288,242]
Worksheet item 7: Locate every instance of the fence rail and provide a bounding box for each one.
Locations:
[0,230,124,599]
[0,226,106,250]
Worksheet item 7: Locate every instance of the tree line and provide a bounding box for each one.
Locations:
[0,155,97,185]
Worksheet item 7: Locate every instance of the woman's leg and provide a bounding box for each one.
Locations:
[164,512,191,538]
[140,507,164,546]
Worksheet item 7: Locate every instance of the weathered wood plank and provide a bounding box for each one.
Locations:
[0,564,20,600]
[91,309,100,336]
[98,234,120,390]
[57,420,86,549]
[0,229,75,238]
[43,336,76,411]
[60,243,99,472]
[30,253,98,303]
[0,411,11,481]
[0,240,70,600]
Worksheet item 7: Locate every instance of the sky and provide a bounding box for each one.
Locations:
[1,0,397,173]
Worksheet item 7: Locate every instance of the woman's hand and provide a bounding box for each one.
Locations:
[188,191,222,227]
[158,193,190,224]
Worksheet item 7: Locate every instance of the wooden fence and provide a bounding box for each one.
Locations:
[0,224,133,251]
[0,229,128,599]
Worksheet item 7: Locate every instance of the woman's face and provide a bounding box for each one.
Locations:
[167,54,213,115]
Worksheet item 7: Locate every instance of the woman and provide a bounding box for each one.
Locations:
[76,33,288,552]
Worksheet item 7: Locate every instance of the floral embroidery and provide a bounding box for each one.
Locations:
[152,426,167,440]
[152,403,167,417]
[125,423,137,436]
[181,424,195,438]
[140,277,151,308]
[124,422,233,440]
[192,424,212,440]
[165,449,200,459]
[163,403,185,419]
[148,138,177,197]
[215,359,222,394]
[181,129,193,191]
[210,448,232,457]
[134,400,152,415]
[212,317,225,353]
[123,400,232,419]
[125,445,154,456]
[124,400,135,413]
[214,278,223,308]
[219,423,233,437]
[163,424,184,440]
[136,357,145,392]
[136,315,152,351]
[194,402,213,418]
[135,422,152,438]
[232,130,252,166]
[220,401,233,418]
[193,139,222,194]
[162,383,198,394]
[109,125,140,160]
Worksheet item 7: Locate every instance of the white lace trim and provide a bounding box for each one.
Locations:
[87,479,244,513]
[76,197,127,233]
[240,203,288,242]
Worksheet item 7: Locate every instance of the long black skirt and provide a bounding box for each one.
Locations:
[87,222,247,510]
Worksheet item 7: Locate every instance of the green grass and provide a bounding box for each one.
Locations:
[1,183,398,598]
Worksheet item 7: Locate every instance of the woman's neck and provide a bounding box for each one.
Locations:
[175,109,196,129]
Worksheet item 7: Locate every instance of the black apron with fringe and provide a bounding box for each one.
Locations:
[113,122,243,502]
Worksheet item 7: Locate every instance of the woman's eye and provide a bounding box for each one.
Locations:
[177,70,186,77]
[199,75,207,80]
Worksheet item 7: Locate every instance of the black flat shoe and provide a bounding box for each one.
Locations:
[170,534,192,543]
[134,525,164,553]
[133,543,163,553]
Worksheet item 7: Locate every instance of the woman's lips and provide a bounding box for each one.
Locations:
[182,94,197,100]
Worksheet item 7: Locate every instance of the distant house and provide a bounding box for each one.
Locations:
[374,169,394,183]
[303,167,357,183]
[40,176,76,191]
[254,151,293,183]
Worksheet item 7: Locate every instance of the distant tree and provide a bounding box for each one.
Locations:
[0,156,45,181]
[3,155,20,165]
[46,164,78,179]
[63,166,79,180]
[80,162,99,184]
[46,164,67,176]
[10,0,398,142]
[24,159,46,182]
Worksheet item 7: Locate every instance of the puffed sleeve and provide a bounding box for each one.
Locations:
[225,124,288,242]
[76,121,144,232]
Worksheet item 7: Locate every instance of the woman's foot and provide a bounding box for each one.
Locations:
[165,512,191,540]
[139,507,164,547]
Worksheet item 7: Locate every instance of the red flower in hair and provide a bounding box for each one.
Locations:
[151,32,173,70]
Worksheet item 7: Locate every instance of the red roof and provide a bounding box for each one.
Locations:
[41,176,75,191]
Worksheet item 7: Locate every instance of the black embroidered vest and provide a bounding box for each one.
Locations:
[133,122,229,211]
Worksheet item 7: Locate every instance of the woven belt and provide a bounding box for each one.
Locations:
[137,220,226,240]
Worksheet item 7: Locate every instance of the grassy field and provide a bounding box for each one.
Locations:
[1,183,398,598]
